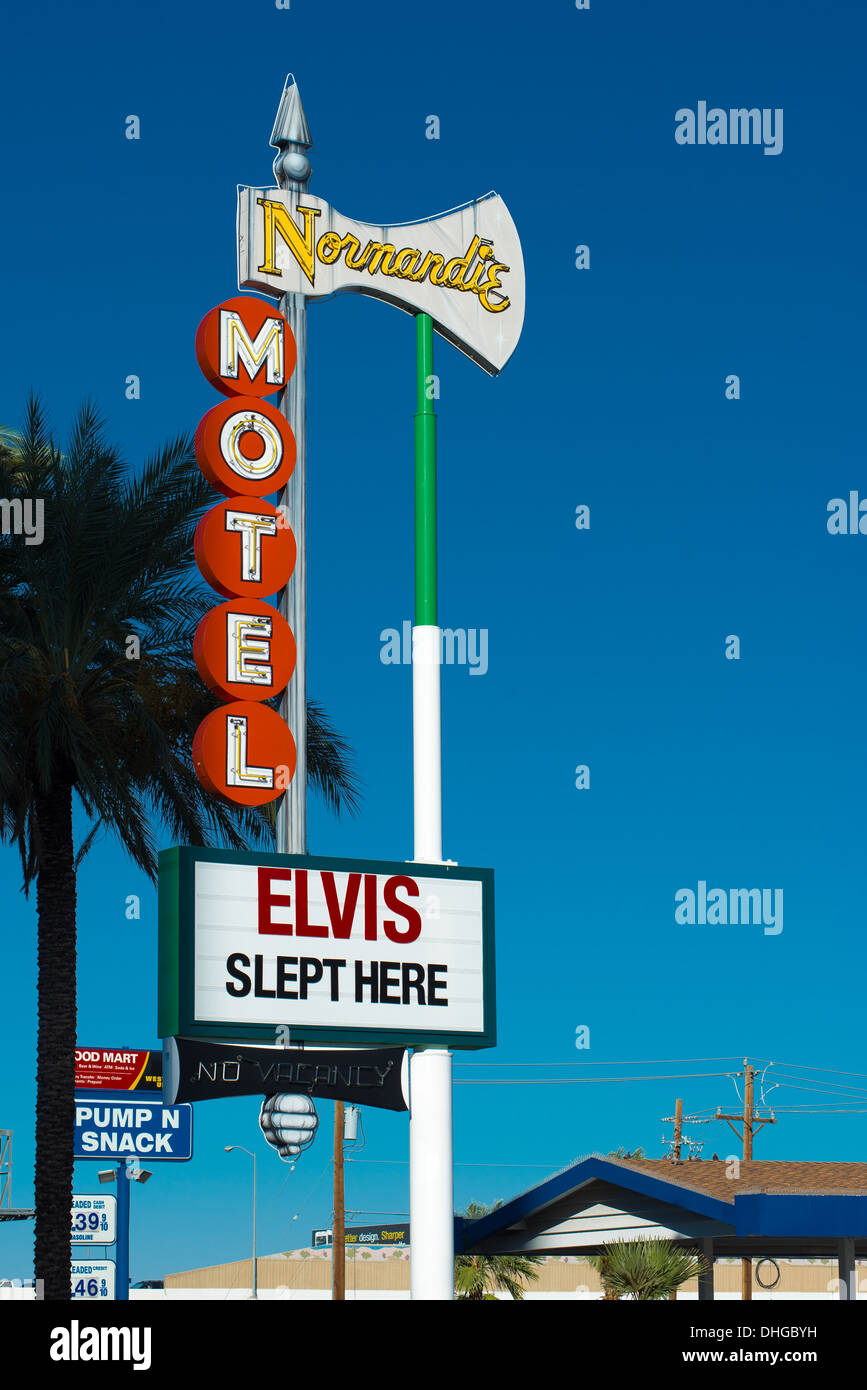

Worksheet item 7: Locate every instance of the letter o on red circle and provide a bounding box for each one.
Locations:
[195,397,296,497]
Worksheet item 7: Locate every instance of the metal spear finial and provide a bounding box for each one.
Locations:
[270,73,313,189]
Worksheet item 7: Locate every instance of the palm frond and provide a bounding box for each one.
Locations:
[455,1202,543,1300]
[591,1239,709,1301]
[0,395,360,888]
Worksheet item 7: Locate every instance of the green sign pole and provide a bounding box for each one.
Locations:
[414,312,437,627]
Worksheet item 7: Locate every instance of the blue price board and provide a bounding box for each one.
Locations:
[74,1100,193,1161]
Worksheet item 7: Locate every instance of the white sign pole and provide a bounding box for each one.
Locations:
[409,316,453,1301]
[271,75,311,856]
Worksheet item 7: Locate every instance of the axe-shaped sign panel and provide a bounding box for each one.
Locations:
[237,188,525,377]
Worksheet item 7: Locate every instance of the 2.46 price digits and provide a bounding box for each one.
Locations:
[72,1278,107,1298]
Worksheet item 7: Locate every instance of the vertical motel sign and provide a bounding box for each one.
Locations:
[191,296,299,803]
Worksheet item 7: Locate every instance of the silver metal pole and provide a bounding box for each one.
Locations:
[271,75,312,856]
[277,289,307,854]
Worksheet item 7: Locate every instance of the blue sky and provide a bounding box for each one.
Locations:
[2,0,867,1280]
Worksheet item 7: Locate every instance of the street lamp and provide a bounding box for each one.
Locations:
[225,1145,257,1300]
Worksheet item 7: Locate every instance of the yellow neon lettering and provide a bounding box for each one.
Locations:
[477,261,511,313]
[257,200,321,285]
[316,230,343,265]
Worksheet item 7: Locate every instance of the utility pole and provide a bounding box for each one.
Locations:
[665,1098,683,1302]
[661,1098,707,1160]
[716,1060,776,1303]
[741,1065,754,1303]
[744,1064,754,1161]
[669,1100,683,1301]
[332,1101,345,1301]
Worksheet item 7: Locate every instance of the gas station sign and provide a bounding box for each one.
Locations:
[74,1049,162,1094]
[74,1103,193,1160]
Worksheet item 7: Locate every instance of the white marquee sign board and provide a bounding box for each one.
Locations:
[158,848,495,1048]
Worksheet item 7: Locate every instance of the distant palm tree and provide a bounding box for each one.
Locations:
[0,398,358,1299]
[455,1201,544,1300]
[591,1238,709,1301]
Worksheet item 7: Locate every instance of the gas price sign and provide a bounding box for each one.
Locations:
[71,1262,116,1300]
[71,1196,116,1245]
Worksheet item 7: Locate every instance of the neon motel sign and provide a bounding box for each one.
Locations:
[191,295,298,805]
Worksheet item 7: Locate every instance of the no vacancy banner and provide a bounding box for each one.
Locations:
[158,847,495,1048]
[163,1036,408,1110]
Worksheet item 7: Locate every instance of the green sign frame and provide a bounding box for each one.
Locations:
[158,846,496,1049]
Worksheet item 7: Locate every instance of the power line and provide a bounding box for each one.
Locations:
[773,1107,867,1115]
[454,1071,738,1085]
[280,1153,334,1241]
[454,1056,745,1068]
[340,1158,567,1168]
[771,1073,867,1097]
[752,1059,867,1080]
[344,1210,410,1217]
[771,1079,867,1101]
[771,1099,867,1110]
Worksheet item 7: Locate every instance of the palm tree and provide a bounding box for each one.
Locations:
[0,398,358,1299]
[591,1238,709,1301]
[455,1201,544,1300]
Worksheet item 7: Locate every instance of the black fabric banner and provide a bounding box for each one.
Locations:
[164,1037,408,1111]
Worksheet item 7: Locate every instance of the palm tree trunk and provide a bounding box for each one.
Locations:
[34,778,76,1301]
